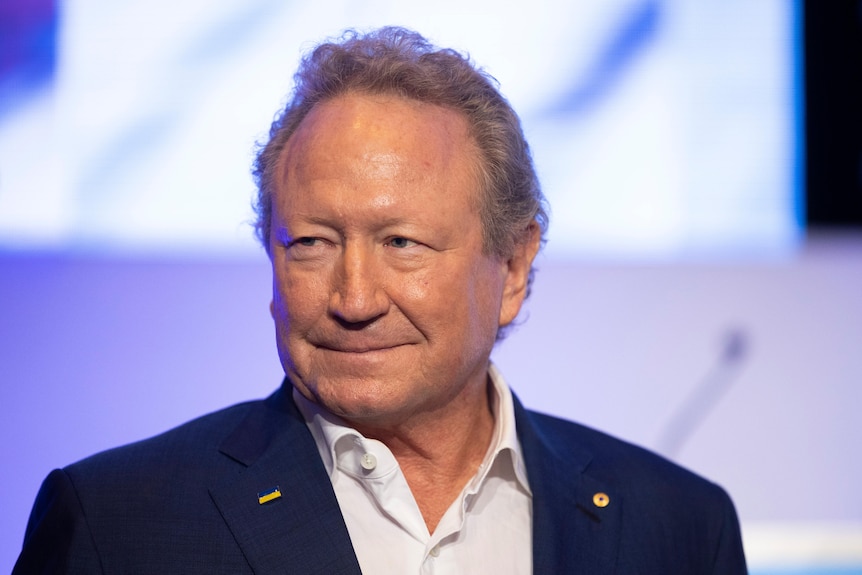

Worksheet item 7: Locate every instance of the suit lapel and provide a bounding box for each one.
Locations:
[207,385,622,573]
[209,385,362,575]
[514,397,622,575]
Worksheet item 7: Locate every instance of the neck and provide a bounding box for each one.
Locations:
[350,378,496,533]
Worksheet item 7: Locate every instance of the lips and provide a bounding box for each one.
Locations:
[316,342,410,353]
[304,320,423,356]
[306,321,420,351]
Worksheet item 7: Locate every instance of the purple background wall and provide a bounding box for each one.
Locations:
[2,232,861,571]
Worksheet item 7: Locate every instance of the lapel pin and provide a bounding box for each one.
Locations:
[258,486,282,505]
[593,492,610,508]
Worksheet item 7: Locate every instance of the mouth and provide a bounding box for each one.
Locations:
[317,343,408,354]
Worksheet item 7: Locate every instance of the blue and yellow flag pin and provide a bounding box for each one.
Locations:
[258,486,282,505]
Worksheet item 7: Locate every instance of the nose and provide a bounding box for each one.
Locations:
[329,243,389,325]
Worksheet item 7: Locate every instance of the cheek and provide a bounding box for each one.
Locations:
[468,262,507,328]
[272,266,330,333]
[401,272,431,300]
[397,262,500,334]
[400,264,448,304]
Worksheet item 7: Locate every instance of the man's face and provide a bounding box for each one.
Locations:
[269,93,534,428]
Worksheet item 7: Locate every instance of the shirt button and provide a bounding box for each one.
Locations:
[360,452,377,471]
[429,545,440,557]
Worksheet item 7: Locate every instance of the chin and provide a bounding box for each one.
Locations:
[320,382,425,424]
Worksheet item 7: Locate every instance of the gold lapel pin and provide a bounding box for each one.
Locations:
[593,492,610,508]
[258,486,282,505]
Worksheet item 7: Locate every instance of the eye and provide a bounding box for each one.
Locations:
[286,236,325,249]
[285,236,330,259]
[386,237,418,249]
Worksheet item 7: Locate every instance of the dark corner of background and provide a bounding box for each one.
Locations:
[804,0,862,229]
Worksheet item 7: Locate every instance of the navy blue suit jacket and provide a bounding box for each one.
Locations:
[15,382,746,573]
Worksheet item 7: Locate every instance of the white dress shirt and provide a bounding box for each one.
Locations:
[293,363,533,574]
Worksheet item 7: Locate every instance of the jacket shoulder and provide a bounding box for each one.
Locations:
[15,398,291,574]
[524,408,724,497]
[522,408,746,572]
[68,399,263,478]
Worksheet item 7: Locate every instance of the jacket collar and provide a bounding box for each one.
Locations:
[513,395,622,574]
[209,383,362,575]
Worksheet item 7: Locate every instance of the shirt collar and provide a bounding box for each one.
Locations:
[485,363,530,493]
[292,362,531,494]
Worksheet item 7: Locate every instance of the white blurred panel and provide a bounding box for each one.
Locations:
[0,0,799,258]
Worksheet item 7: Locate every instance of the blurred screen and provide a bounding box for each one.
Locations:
[0,0,800,260]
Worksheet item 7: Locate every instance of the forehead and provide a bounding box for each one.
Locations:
[279,93,479,194]
[293,92,471,147]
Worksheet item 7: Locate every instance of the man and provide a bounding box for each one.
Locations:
[15,27,747,573]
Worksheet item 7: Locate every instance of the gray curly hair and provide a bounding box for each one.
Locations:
[252,26,548,294]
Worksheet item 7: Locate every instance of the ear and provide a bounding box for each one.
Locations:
[499,222,541,327]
